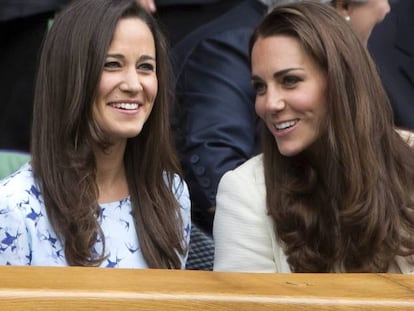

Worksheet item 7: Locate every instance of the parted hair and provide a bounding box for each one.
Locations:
[250,2,414,272]
[31,0,185,268]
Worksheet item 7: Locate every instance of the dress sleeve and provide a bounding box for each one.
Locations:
[0,201,31,265]
[174,176,191,269]
[213,168,277,272]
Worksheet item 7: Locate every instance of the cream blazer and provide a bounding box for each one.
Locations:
[213,129,414,273]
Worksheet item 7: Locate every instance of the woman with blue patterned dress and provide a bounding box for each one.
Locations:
[0,0,190,269]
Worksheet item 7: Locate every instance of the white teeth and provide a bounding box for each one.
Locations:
[275,120,297,130]
[112,103,140,110]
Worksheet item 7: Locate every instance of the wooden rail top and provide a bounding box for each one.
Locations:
[0,266,413,310]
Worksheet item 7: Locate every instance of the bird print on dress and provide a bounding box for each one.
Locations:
[0,163,191,268]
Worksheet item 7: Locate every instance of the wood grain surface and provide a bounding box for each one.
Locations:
[0,266,413,310]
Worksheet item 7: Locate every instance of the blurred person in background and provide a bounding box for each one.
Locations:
[0,0,69,152]
[369,0,414,129]
[171,0,389,235]
[138,0,242,46]
[329,0,390,46]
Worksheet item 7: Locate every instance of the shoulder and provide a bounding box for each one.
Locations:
[1,163,36,194]
[214,154,279,272]
[169,174,191,248]
[0,163,43,214]
[221,154,264,185]
[173,0,265,73]
[167,173,191,212]
[168,173,188,197]
[217,154,265,205]
[218,153,265,201]
[175,0,264,45]
[0,151,30,179]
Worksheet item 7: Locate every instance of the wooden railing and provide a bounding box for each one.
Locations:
[0,266,413,310]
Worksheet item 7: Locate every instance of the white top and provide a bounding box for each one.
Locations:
[213,154,414,274]
[0,163,191,268]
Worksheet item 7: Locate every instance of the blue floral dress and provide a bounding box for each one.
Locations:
[0,163,191,268]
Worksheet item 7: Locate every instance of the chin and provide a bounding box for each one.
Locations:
[275,140,298,157]
[279,150,300,157]
[108,131,142,142]
[277,144,304,157]
[124,126,145,138]
[126,131,143,139]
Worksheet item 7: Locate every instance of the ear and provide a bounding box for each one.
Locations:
[332,0,350,20]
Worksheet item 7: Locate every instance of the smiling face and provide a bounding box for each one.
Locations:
[93,17,158,144]
[252,35,328,157]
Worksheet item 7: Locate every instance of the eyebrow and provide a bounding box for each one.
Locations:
[251,67,303,81]
[106,54,155,61]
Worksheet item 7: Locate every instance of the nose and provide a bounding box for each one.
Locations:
[256,87,286,118]
[264,88,286,112]
[120,69,142,93]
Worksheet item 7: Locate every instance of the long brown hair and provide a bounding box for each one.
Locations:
[250,2,414,272]
[31,0,185,268]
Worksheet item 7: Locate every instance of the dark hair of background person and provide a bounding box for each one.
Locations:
[31,0,185,268]
[249,2,414,272]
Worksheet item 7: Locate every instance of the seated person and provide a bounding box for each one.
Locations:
[172,0,390,234]
[214,2,414,273]
[329,0,390,46]
[172,0,272,233]
[0,0,190,268]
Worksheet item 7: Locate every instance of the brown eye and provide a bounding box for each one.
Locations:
[137,63,155,72]
[282,75,301,88]
[104,61,121,69]
[252,81,266,96]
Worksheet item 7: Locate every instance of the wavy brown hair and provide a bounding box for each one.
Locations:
[250,2,414,272]
[31,0,185,268]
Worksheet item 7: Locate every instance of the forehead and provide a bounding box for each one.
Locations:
[109,17,155,52]
[251,35,309,70]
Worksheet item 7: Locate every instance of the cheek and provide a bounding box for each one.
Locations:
[293,80,327,112]
[145,77,158,103]
[255,99,265,119]
[97,75,118,98]
[288,93,315,111]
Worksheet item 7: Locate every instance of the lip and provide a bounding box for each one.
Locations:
[108,99,143,105]
[108,100,144,114]
[272,118,299,137]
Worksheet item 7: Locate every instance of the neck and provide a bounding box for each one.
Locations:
[94,141,129,203]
